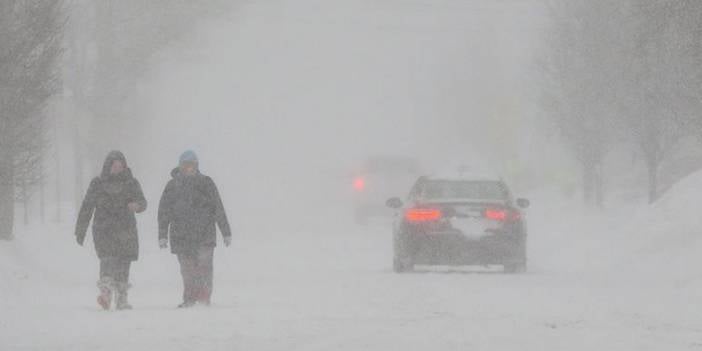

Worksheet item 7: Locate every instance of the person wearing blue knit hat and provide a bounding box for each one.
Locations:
[157,150,232,308]
[179,150,198,166]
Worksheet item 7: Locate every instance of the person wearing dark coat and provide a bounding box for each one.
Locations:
[158,150,232,308]
[75,151,147,310]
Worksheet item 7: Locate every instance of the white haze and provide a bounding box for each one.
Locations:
[117,0,552,233]
[3,1,701,350]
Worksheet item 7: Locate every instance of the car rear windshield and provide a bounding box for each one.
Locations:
[421,180,508,200]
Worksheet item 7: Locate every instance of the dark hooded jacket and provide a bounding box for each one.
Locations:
[158,167,231,255]
[75,151,147,261]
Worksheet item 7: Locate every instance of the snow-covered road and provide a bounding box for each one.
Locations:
[3,0,700,349]
[2,197,700,351]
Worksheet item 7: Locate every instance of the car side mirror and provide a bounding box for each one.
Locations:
[516,198,530,209]
[386,197,403,209]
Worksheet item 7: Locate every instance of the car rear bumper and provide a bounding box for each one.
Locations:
[403,231,526,266]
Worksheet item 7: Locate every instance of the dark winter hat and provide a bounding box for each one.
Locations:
[179,150,199,165]
[101,150,128,177]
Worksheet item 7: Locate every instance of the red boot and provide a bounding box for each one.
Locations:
[197,288,211,306]
[97,278,113,310]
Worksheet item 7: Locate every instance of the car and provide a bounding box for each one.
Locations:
[386,174,529,273]
[351,156,422,224]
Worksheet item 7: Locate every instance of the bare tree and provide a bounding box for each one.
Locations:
[64,0,234,209]
[542,0,626,206]
[543,0,702,204]
[0,1,65,240]
[620,0,702,202]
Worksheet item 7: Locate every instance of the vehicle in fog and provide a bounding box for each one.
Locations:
[352,156,422,224]
[386,174,530,273]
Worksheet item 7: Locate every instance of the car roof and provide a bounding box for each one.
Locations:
[422,173,503,183]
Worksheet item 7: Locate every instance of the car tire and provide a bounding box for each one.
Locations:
[504,261,527,274]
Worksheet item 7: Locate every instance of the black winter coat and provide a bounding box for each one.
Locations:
[158,168,232,255]
[75,151,147,261]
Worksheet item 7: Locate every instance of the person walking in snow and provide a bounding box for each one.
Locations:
[75,151,147,310]
[157,150,232,308]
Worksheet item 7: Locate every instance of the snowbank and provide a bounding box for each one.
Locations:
[524,175,702,288]
[619,170,702,285]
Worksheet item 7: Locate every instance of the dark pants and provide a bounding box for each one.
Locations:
[177,246,214,304]
[99,257,131,285]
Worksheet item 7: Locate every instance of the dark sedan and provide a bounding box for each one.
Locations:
[387,175,530,273]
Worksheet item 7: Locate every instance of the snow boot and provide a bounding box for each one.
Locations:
[97,277,114,310]
[177,301,196,309]
[197,288,211,306]
[115,282,132,310]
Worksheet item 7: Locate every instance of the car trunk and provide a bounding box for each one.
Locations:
[416,200,510,238]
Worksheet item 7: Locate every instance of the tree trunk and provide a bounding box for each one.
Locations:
[594,162,604,208]
[54,122,62,222]
[39,154,45,223]
[0,150,15,240]
[21,176,29,225]
[582,162,594,205]
[73,129,83,214]
[647,158,659,204]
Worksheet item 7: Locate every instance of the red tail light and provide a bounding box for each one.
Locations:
[405,208,442,222]
[484,208,520,221]
[353,177,365,191]
[484,209,507,221]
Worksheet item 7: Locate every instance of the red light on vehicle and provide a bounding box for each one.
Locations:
[353,177,365,191]
[405,208,442,222]
[484,209,508,221]
[485,208,520,221]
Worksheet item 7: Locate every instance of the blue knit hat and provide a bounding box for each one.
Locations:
[179,150,198,165]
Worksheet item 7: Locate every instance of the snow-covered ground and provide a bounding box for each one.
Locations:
[3,1,701,349]
[2,176,701,350]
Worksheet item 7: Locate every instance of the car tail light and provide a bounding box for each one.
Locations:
[353,177,365,191]
[405,208,442,222]
[484,208,520,221]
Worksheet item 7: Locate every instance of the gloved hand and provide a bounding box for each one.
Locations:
[127,202,141,213]
[76,235,84,246]
[223,236,232,247]
[159,238,168,249]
